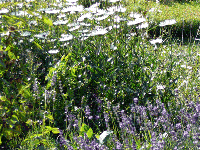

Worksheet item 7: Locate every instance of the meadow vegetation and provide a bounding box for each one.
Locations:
[0,0,199,149]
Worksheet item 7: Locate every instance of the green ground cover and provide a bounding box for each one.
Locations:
[126,0,200,42]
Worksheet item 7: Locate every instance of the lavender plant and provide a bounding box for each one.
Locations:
[0,0,199,149]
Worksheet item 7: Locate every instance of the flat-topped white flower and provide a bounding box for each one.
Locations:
[69,25,80,31]
[53,20,68,25]
[67,22,79,27]
[127,17,146,26]
[107,5,126,13]
[80,22,91,27]
[78,13,93,21]
[21,31,31,37]
[62,5,84,13]
[137,22,149,29]
[48,49,59,54]
[149,38,163,45]
[1,31,9,37]
[94,9,107,16]
[11,11,29,16]
[129,12,142,18]
[95,14,109,21]
[159,19,176,27]
[66,0,78,3]
[57,14,66,19]
[108,0,121,2]
[59,34,73,41]
[90,27,108,36]
[45,9,60,14]
[0,8,9,14]
[34,32,49,39]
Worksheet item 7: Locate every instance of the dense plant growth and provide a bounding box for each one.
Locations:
[0,0,199,149]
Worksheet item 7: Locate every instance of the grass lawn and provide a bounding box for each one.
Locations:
[125,0,200,42]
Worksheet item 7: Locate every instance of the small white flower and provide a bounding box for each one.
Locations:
[21,31,31,37]
[157,85,165,90]
[159,19,176,27]
[48,49,59,54]
[53,20,68,25]
[149,38,163,45]
[59,34,73,41]
[129,12,142,18]
[90,28,108,36]
[34,32,49,39]
[137,22,149,29]
[45,9,60,14]
[110,43,117,50]
[0,8,9,14]
[109,0,121,2]
[127,17,146,26]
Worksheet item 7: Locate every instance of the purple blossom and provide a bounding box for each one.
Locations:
[51,72,57,87]
[175,123,182,130]
[116,141,123,149]
[183,130,189,138]
[85,105,93,119]
[85,105,91,116]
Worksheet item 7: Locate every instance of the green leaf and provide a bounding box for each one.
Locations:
[18,85,31,98]
[0,134,2,145]
[26,119,33,126]
[95,134,100,140]
[43,17,53,26]
[33,41,42,50]
[80,123,89,132]
[65,52,72,61]
[45,113,54,121]
[3,129,13,140]
[45,126,53,132]
[51,128,60,134]
[8,50,16,60]
[86,128,93,139]
[71,67,76,77]
[11,115,19,124]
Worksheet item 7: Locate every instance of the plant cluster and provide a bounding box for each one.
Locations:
[0,0,199,149]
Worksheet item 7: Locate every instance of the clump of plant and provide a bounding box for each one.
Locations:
[0,0,199,149]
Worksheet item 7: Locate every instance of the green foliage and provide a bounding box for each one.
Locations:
[0,0,199,149]
[79,123,94,139]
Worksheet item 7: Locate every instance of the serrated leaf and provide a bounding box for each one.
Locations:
[86,128,93,139]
